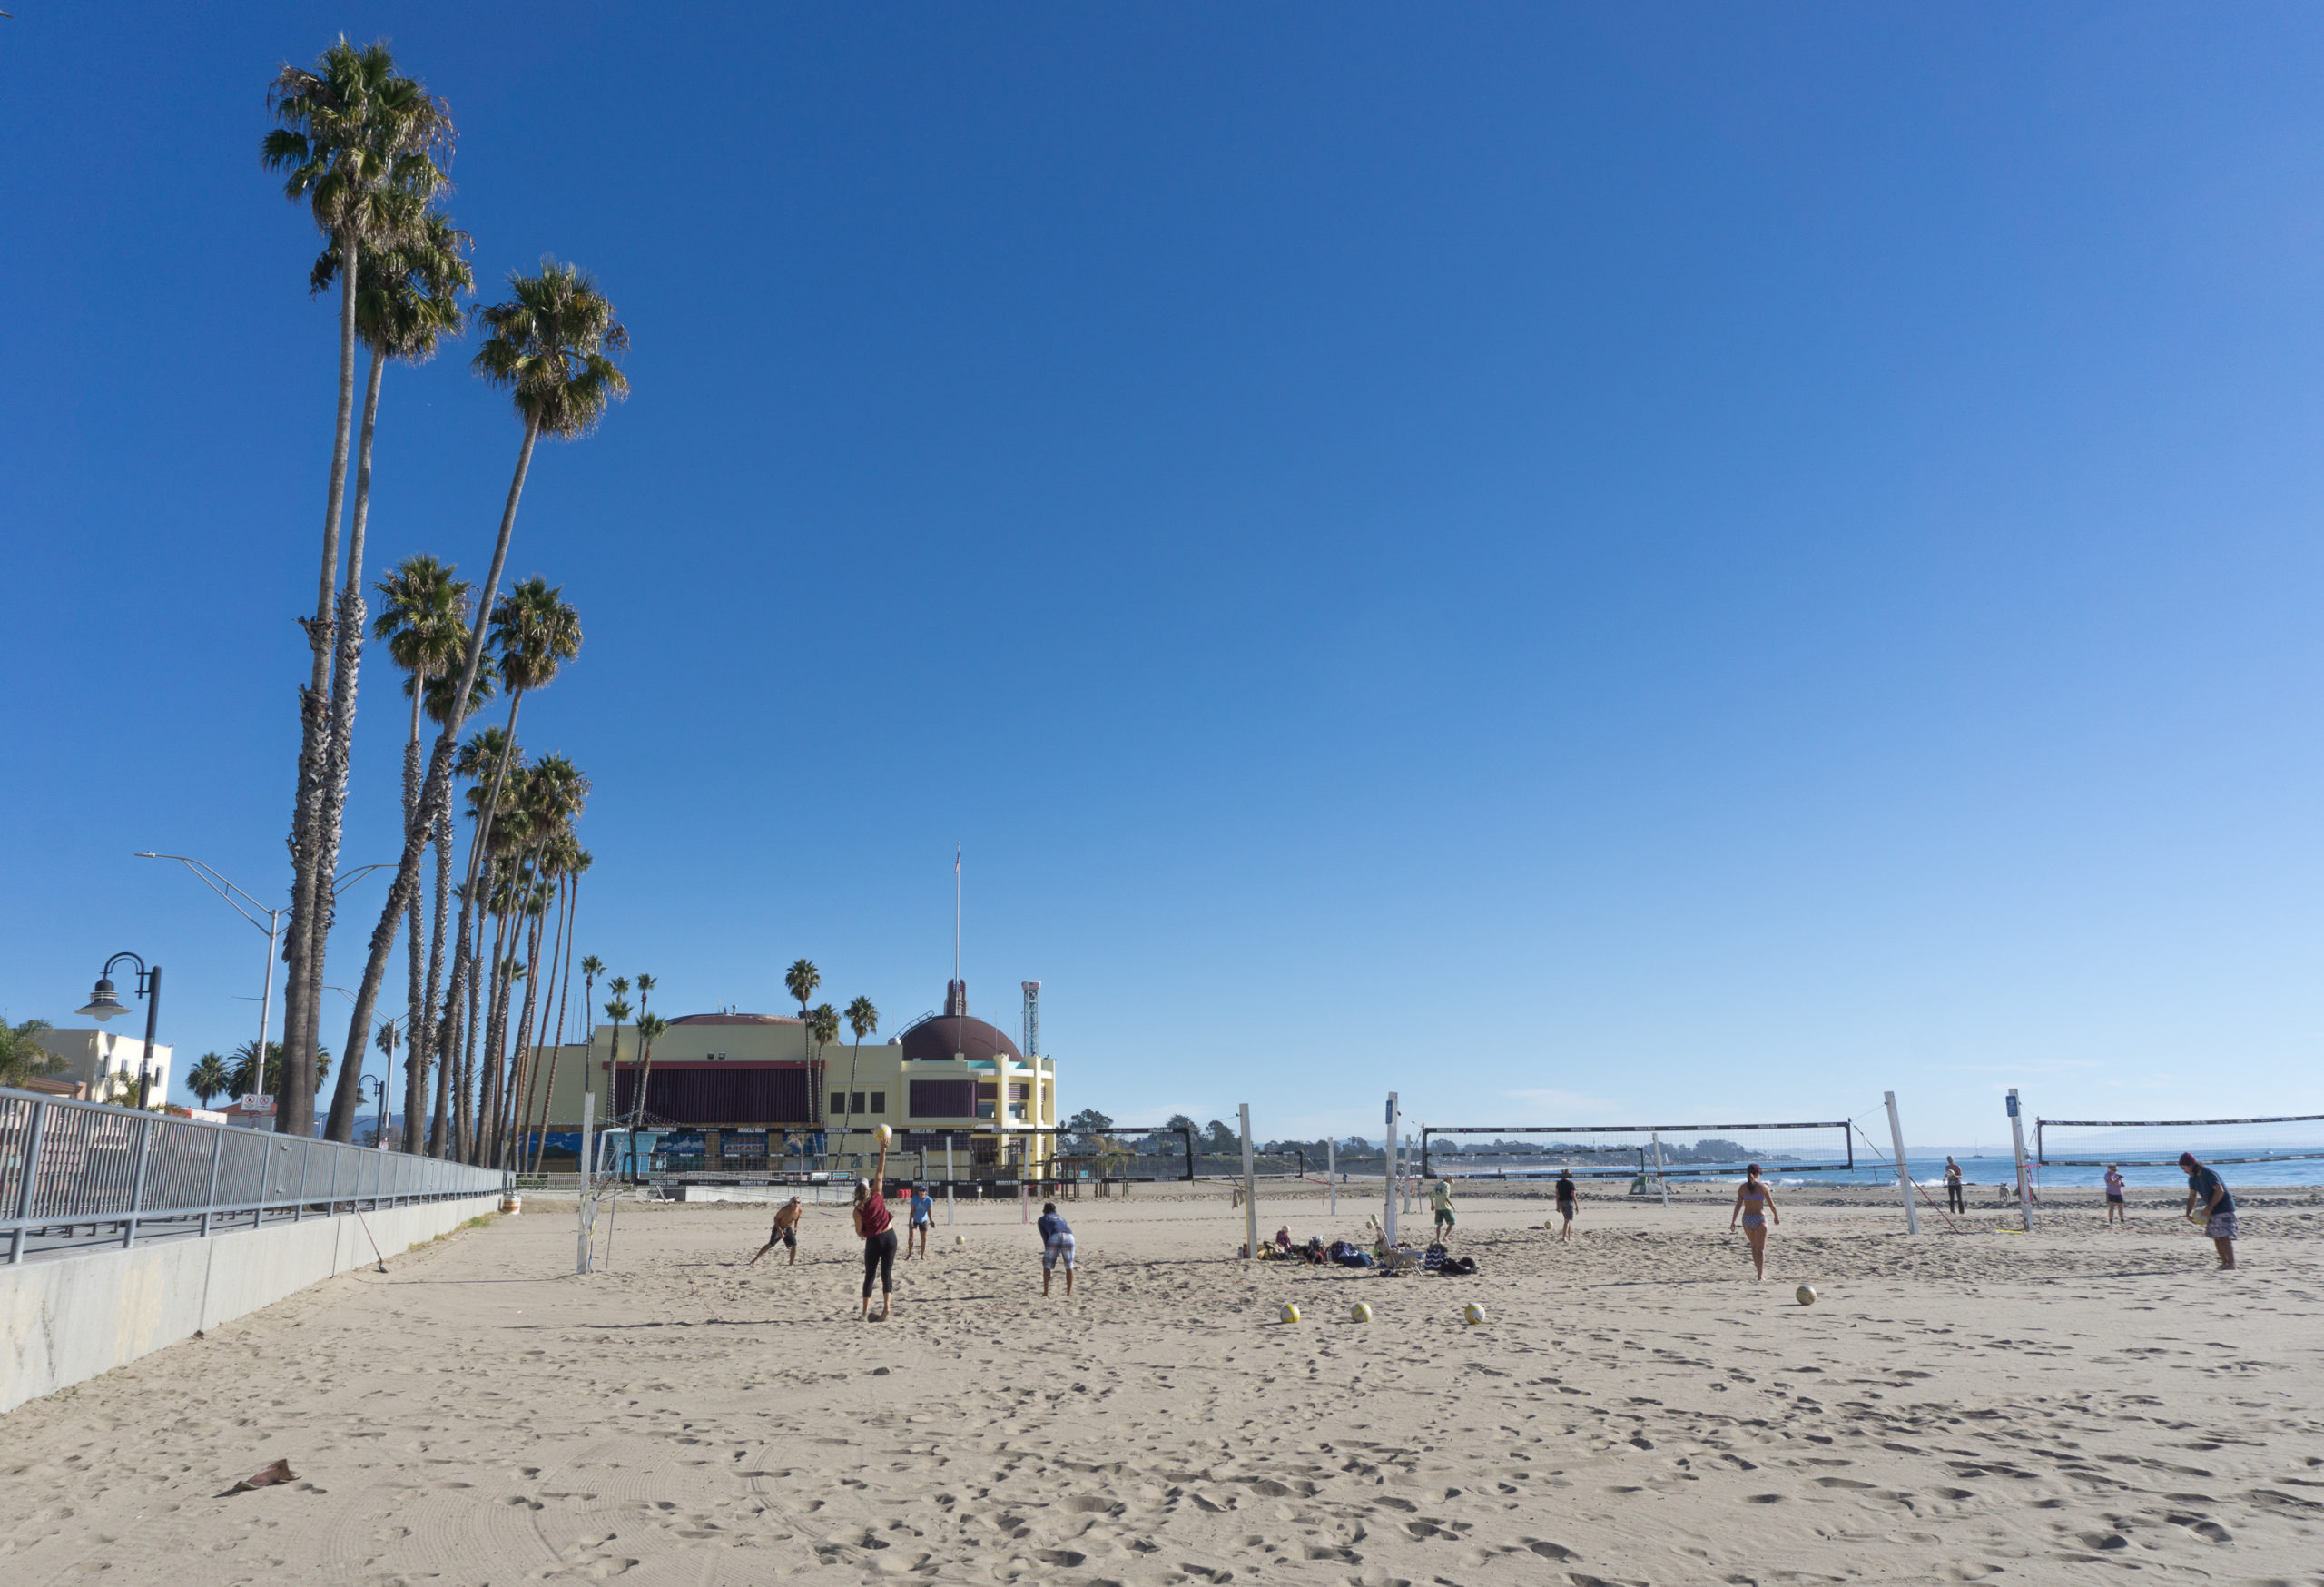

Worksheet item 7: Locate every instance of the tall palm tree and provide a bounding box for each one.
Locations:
[264,36,452,1140]
[188,1052,233,1109]
[602,982,633,1131]
[337,258,627,1151]
[517,829,586,1174]
[785,959,820,1022]
[316,212,473,1145]
[371,1020,399,1145]
[374,554,474,1151]
[453,577,583,1081]
[843,996,878,1151]
[630,1011,669,1127]
[448,729,519,1158]
[527,870,593,1177]
[419,674,496,1156]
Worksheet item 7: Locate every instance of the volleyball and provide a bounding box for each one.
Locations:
[954,1235,965,1247]
[1462,1301,1487,1326]
[875,1124,892,1145]
[1350,1302,1373,1324]
[1797,1285,1818,1306]
[1279,1303,1302,1324]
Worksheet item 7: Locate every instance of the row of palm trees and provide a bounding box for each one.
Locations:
[262,35,627,1143]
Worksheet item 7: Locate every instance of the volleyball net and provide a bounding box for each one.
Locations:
[1418,1120,1854,1181]
[2034,1112,2324,1168]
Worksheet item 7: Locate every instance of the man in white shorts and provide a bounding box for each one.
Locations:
[1036,1201,1075,1296]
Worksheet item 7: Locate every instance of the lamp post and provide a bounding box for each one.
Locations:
[138,853,392,1122]
[78,953,162,1109]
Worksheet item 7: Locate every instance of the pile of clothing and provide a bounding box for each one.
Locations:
[1423,1242,1479,1276]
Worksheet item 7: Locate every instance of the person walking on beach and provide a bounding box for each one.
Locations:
[1729,1164,1780,1280]
[1944,1157,1965,1215]
[854,1133,898,1321]
[1430,1176,1456,1237]
[1037,1201,1075,1296]
[748,1196,804,1267]
[905,1182,934,1259]
[1555,1169,1579,1241]
[2104,1164,2127,1224]
[2181,1152,2237,1269]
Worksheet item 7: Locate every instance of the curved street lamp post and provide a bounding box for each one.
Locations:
[77,953,162,1109]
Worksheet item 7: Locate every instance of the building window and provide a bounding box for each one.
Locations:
[1009,1082,1029,1101]
[830,1091,846,1117]
[851,1092,866,1115]
[869,1091,885,1115]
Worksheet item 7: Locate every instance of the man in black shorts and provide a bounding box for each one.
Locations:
[749,1196,804,1267]
[1554,1170,1578,1242]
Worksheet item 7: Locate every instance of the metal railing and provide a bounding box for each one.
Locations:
[0,1087,508,1266]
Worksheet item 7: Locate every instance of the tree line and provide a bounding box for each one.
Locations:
[253,34,628,1151]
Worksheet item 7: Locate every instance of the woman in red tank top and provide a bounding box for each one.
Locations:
[854,1134,897,1321]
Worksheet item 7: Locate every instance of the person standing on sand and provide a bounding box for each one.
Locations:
[2104,1165,2127,1224]
[1555,1170,1579,1241]
[1037,1201,1075,1296]
[1430,1176,1456,1237]
[1944,1157,1965,1215]
[905,1182,934,1259]
[1729,1164,1780,1280]
[2181,1152,2237,1269]
[854,1134,898,1321]
[748,1197,804,1267]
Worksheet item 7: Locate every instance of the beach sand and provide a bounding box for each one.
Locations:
[4,1182,2322,1584]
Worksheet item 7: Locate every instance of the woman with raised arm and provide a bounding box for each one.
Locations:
[854,1128,898,1321]
[1729,1163,1780,1280]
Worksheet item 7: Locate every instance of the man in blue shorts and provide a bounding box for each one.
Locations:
[2181,1153,2237,1270]
[905,1182,934,1259]
[1037,1201,1075,1296]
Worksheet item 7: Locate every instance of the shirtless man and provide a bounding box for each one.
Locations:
[749,1196,805,1267]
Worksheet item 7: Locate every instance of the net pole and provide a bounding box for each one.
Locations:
[575,1089,595,1275]
[1328,1138,1337,1216]
[946,1136,954,1225]
[1239,1104,1257,1259]
[1883,1090,1918,1235]
[1384,1094,1399,1247]
[2006,1088,2034,1230]
[1651,1130,1669,1207]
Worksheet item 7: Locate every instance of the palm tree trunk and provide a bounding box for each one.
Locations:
[504,902,547,1168]
[399,690,427,1152]
[528,872,580,1177]
[281,234,362,1140]
[456,865,488,1161]
[480,901,517,1164]
[420,788,454,1153]
[320,345,388,1144]
[517,876,566,1174]
[334,413,542,1154]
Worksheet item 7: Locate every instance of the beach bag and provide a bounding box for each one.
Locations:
[1422,1244,1447,1273]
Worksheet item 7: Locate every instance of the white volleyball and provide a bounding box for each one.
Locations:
[1462,1301,1487,1326]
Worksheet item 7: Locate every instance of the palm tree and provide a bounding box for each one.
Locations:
[231,1040,332,1099]
[843,996,878,1151]
[0,1019,64,1089]
[419,678,496,1158]
[374,554,474,1151]
[630,1011,669,1127]
[371,1020,399,1144]
[519,831,587,1175]
[313,214,473,1146]
[785,960,820,1022]
[336,257,627,1157]
[453,577,583,1093]
[449,731,520,1158]
[187,1052,234,1109]
[602,975,632,1102]
[264,36,453,1141]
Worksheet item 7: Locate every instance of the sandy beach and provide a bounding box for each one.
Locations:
[5,1182,2322,1584]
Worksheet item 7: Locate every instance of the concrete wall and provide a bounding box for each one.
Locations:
[0,1193,501,1417]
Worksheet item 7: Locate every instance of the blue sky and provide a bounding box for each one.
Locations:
[5,5,2322,1148]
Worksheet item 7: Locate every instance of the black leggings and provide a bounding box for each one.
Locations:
[862,1229,897,1297]
[1946,1183,1964,1214]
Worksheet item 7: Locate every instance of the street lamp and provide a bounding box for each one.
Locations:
[78,952,162,1109]
[137,853,392,1111]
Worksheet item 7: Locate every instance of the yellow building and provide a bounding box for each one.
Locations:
[525,979,1056,1176]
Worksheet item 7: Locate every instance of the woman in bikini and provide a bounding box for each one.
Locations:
[1728,1163,1779,1280]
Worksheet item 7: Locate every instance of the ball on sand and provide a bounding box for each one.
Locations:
[1797,1285,1819,1306]
[1350,1302,1373,1324]
[875,1123,892,1146]
[1279,1303,1302,1324]
[954,1235,966,1247]
[1462,1301,1487,1326]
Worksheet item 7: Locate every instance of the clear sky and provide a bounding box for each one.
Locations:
[5,5,2321,1148]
